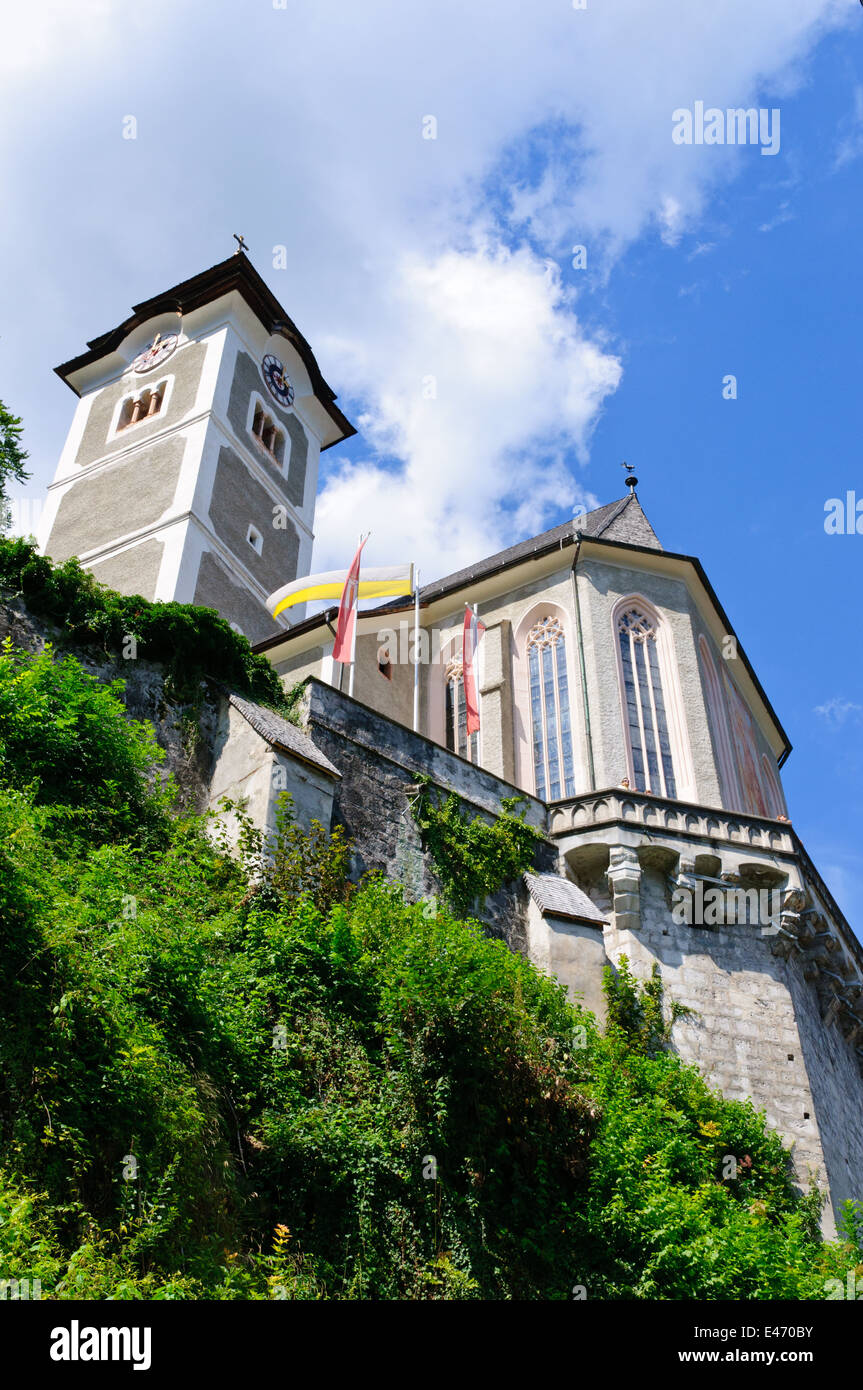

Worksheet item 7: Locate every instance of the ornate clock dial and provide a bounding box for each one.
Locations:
[262,353,295,408]
[132,332,179,374]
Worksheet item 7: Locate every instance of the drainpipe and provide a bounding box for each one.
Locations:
[571,542,596,792]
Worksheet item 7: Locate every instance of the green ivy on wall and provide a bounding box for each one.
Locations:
[409,773,542,916]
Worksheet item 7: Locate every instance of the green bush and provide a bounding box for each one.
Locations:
[410,774,542,915]
[0,536,288,710]
[0,633,860,1299]
[0,640,173,846]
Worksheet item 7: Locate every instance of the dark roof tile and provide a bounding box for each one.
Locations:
[228,694,341,777]
[524,872,608,925]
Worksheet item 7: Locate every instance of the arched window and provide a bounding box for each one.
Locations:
[617,606,677,798]
[722,669,769,818]
[698,635,741,809]
[761,755,786,820]
[445,656,478,763]
[117,379,167,431]
[526,616,576,800]
[250,401,285,464]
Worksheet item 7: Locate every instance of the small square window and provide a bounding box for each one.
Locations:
[246,525,263,555]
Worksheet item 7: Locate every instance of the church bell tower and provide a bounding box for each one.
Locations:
[39,251,355,644]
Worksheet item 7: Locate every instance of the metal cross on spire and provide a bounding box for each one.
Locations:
[233,233,248,255]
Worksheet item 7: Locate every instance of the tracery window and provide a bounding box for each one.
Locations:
[445,656,478,763]
[617,607,677,798]
[526,616,576,800]
[698,634,741,809]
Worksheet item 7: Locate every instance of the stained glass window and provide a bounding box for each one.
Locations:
[526,617,576,800]
[617,608,677,798]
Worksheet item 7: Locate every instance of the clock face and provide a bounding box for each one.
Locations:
[132,332,179,374]
[262,353,295,408]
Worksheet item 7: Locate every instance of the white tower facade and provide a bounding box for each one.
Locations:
[39,254,354,643]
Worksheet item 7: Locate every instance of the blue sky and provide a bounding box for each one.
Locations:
[1,0,861,923]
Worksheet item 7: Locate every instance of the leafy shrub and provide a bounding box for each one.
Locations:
[0,537,288,710]
[0,626,860,1300]
[0,640,173,845]
[410,774,542,915]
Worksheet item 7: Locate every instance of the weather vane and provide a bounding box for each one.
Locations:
[621,460,639,492]
[233,233,248,255]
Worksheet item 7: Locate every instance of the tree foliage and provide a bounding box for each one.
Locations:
[0,536,289,711]
[409,774,542,915]
[0,399,29,533]
[0,641,859,1300]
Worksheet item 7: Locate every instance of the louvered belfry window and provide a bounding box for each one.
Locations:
[617,607,677,798]
[527,616,576,801]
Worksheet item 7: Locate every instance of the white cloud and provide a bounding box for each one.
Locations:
[0,0,855,580]
[0,1,131,78]
[814,698,863,726]
[834,84,863,170]
[758,200,795,232]
[314,244,617,574]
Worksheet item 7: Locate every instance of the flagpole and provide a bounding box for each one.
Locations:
[412,567,420,733]
[347,533,362,699]
[473,603,480,752]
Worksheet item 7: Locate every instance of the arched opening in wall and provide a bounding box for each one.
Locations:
[250,398,286,465]
[698,634,742,810]
[116,379,168,432]
[443,649,479,764]
[613,597,692,801]
[761,754,787,820]
[721,667,770,818]
[514,606,577,801]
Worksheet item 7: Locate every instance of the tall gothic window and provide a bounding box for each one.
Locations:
[527,616,576,800]
[445,657,478,763]
[617,607,677,798]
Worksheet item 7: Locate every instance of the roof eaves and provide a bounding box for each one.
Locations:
[54,254,356,446]
[574,534,792,763]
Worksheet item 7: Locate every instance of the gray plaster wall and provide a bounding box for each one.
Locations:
[600,861,863,1231]
[300,678,555,947]
[275,644,328,685]
[192,551,279,645]
[577,557,721,805]
[44,437,186,564]
[74,341,207,466]
[208,446,300,595]
[526,900,609,1022]
[207,702,336,851]
[348,628,419,730]
[88,538,165,601]
[781,938,863,1224]
[269,567,584,798]
[226,350,308,509]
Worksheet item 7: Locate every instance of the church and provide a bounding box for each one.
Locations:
[39,252,863,1233]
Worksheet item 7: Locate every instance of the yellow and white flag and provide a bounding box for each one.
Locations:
[266,563,414,623]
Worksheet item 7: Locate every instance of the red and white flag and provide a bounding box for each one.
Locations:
[462,604,486,736]
[332,536,368,665]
